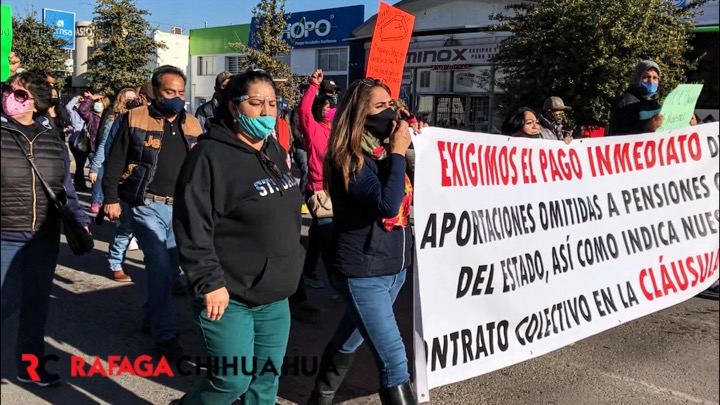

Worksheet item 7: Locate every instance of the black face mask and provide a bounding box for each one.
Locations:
[364,107,396,139]
[126,99,142,110]
[50,98,61,107]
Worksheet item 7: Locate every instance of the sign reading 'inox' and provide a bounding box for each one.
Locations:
[405,44,501,68]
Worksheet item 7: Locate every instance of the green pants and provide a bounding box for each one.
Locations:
[182,298,290,405]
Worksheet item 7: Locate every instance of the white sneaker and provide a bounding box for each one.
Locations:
[128,237,139,251]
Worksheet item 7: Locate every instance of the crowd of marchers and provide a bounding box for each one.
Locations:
[1,48,718,405]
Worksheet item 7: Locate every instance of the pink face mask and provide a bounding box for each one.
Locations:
[2,92,31,116]
[325,107,337,123]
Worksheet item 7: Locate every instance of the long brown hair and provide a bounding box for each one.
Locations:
[323,79,391,191]
[112,87,138,117]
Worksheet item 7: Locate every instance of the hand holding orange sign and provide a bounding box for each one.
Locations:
[365,2,415,99]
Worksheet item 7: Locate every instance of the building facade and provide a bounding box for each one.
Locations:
[187,24,252,111]
[351,0,517,133]
[186,5,366,112]
[352,0,720,133]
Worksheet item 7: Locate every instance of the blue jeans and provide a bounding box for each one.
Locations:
[183,298,290,405]
[293,149,308,194]
[329,269,409,388]
[1,231,61,374]
[91,165,104,204]
[108,201,134,271]
[131,200,180,343]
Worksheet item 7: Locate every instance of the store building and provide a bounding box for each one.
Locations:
[351,0,720,133]
[249,5,366,89]
[187,5,366,112]
[149,29,190,76]
[187,24,252,111]
[351,0,517,133]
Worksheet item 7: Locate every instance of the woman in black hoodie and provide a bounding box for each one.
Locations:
[173,70,304,404]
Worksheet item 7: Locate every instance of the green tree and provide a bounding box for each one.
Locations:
[490,0,704,126]
[11,10,69,86]
[86,0,165,95]
[229,0,301,104]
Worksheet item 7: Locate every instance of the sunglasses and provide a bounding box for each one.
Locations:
[1,84,34,103]
[360,77,384,86]
[258,151,283,179]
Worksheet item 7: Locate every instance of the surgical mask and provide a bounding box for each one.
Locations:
[50,98,61,107]
[158,97,185,115]
[237,113,276,141]
[2,93,31,116]
[365,107,396,139]
[126,99,142,110]
[330,94,338,107]
[93,102,103,113]
[639,81,658,96]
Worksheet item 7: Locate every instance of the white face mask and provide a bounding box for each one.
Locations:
[93,102,103,113]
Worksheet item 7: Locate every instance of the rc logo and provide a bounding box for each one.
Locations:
[21,354,60,382]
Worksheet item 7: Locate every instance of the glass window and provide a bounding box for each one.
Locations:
[198,56,215,76]
[420,71,430,88]
[416,69,452,93]
[468,96,490,132]
[226,56,245,74]
[317,48,348,72]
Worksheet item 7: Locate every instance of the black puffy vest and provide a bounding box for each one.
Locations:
[1,116,66,232]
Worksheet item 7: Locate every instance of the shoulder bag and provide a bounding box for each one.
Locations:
[307,188,333,219]
[10,134,94,255]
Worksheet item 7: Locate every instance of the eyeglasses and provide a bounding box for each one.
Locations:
[235,95,281,108]
[1,84,34,103]
[258,151,283,179]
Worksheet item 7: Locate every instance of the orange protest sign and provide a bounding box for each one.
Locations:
[365,2,415,99]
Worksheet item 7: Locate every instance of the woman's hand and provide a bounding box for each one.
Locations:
[310,69,323,86]
[89,172,98,184]
[389,120,412,156]
[204,287,230,321]
[410,120,428,135]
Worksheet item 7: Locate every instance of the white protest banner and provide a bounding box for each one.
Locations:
[412,124,720,395]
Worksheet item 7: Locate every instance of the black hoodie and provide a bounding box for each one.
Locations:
[173,121,304,305]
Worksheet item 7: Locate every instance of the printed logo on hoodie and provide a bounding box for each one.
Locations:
[254,172,298,197]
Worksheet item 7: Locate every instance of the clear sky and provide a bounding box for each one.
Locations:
[2,0,393,32]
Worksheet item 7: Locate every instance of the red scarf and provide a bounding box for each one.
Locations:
[371,146,414,231]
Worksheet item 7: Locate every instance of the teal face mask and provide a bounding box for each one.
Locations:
[237,114,276,140]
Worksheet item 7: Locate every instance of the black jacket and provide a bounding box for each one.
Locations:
[607,86,661,136]
[328,154,413,278]
[173,121,304,305]
[1,115,89,235]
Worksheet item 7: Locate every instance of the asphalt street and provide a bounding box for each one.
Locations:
[1,182,718,405]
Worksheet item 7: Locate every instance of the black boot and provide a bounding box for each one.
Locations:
[306,345,356,405]
[379,381,417,405]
